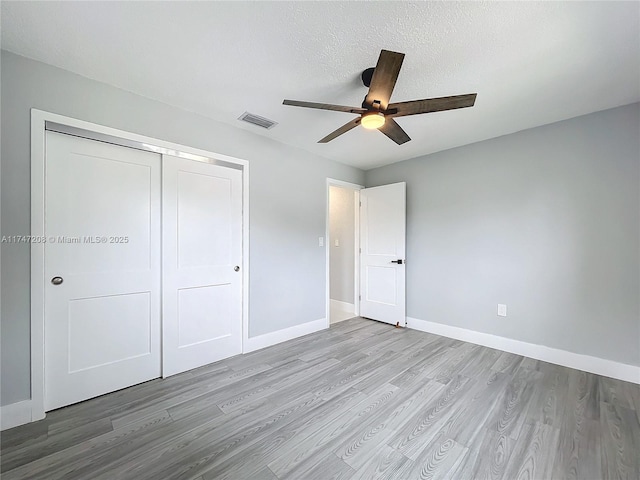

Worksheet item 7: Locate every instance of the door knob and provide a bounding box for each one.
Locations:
[51,276,64,285]
[234,266,240,272]
[390,259,403,265]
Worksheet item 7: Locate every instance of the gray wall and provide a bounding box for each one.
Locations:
[329,186,355,304]
[366,103,640,367]
[0,51,364,406]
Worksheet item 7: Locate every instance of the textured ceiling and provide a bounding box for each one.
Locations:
[2,1,639,170]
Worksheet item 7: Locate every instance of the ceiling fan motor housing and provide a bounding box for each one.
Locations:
[361,67,375,88]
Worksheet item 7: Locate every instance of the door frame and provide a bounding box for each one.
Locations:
[30,109,250,421]
[325,178,363,329]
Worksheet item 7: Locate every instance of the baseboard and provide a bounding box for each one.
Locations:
[244,318,327,353]
[1,400,33,431]
[407,317,640,385]
[330,299,355,314]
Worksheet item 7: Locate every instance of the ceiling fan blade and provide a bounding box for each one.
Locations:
[318,118,361,143]
[388,93,477,117]
[379,118,411,145]
[364,50,405,111]
[283,100,366,114]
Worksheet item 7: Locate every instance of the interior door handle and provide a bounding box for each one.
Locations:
[391,259,403,265]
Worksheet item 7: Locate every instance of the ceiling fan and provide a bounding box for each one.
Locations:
[283,49,477,145]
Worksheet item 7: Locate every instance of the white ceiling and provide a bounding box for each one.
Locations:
[2,1,639,170]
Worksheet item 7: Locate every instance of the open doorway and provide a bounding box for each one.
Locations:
[326,179,362,325]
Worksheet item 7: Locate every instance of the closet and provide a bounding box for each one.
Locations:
[43,130,243,411]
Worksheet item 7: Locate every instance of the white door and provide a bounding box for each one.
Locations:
[359,182,406,326]
[162,155,243,377]
[44,132,161,411]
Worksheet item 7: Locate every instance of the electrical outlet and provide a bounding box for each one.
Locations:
[318,237,324,247]
[334,238,340,247]
[497,304,507,317]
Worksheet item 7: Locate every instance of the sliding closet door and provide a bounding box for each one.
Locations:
[44,132,161,411]
[162,155,243,377]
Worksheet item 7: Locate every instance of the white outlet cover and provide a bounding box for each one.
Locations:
[335,238,339,246]
[497,304,507,317]
[318,236,324,247]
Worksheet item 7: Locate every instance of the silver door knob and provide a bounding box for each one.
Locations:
[234,266,240,272]
[51,276,64,285]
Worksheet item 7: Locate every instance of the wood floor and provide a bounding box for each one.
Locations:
[2,317,639,480]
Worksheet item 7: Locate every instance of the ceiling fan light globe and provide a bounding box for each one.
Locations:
[361,112,385,130]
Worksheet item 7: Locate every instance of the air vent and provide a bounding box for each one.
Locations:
[238,112,278,130]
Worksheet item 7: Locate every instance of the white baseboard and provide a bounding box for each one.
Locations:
[244,318,327,353]
[330,299,355,314]
[1,400,33,431]
[407,317,640,385]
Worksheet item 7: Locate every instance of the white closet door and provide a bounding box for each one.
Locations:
[360,182,406,326]
[44,132,161,411]
[162,155,243,377]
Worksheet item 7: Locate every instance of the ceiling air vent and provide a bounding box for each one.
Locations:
[238,112,278,130]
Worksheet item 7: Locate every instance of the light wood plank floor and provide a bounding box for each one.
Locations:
[2,318,639,479]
